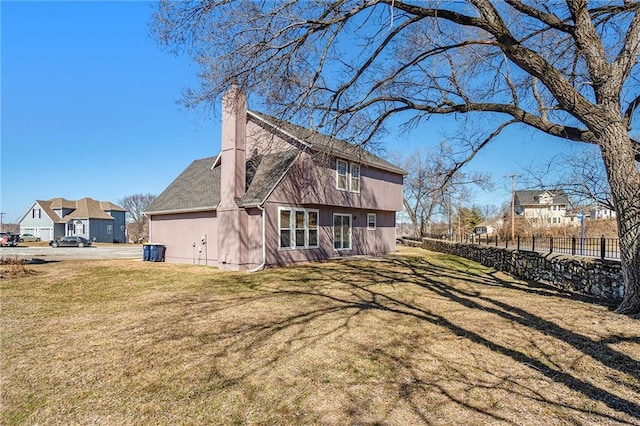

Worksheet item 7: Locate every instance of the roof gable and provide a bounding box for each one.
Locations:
[240,150,299,207]
[515,189,569,206]
[248,111,407,176]
[21,198,124,223]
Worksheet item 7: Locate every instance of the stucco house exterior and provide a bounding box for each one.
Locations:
[145,89,406,270]
[514,189,571,226]
[18,197,127,243]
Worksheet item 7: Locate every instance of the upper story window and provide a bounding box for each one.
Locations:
[350,164,360,193]
[32,208,41,219]
[336,159,348,190]
[336,159,361,193]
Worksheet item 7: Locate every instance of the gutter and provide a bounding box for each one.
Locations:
[144,205,219,216]
[248,204,266,272]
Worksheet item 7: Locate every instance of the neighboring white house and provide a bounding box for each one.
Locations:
[473,218,504,235]
[514,189,572,226]
[586,204,617,220]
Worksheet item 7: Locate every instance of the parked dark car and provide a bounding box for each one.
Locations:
[0,232,20,247]
[50,236,92,248]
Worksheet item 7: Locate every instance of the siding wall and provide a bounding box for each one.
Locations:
[149,211,219,265]
[263,201,396,267]
[19,202,55,240]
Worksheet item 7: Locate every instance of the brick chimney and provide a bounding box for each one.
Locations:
[219,86,247,208]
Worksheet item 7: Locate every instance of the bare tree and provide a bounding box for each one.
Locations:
[153,1,640,314]
[119,193,156,243]
[399,144,492,238]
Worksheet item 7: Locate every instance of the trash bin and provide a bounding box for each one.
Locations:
[143,244,151,261]
[149,244,166,262]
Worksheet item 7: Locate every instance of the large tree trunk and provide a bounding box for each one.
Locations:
[599,124,640,316]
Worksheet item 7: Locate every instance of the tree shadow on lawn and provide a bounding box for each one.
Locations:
[271,255,640,421]
[146,254,639,424]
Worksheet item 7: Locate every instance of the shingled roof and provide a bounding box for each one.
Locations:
[37,197,124,222]
[515,190,569,206]
[146,151,299,214]
[248,111,407,175]
[146,157,221,214]
[240,150,299,207]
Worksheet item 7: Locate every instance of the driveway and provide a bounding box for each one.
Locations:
[0,244,142,261]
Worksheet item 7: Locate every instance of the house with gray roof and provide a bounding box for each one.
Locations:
[145,88,406,270]
[18,197,126,242]
[514,189,572,226]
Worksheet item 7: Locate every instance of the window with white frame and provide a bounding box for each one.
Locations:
[350,163,360,193]
[107,224,113,235]
[333,214,351,250]
[279,207,319,249]
[367,213,376,230]
[336,159,348,190]
[336,159,361,192]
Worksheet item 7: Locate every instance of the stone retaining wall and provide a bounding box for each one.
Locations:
[412,238,624,302]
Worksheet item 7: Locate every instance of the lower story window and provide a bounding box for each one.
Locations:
[279,207,319,249]
[367,213,376,230]
[334,214,351,250]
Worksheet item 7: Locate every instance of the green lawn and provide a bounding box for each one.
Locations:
[1,247,639,425]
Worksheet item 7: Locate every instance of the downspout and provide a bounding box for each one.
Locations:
[248,204,266,272]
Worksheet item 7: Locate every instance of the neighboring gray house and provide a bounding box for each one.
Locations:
[146,88,406,270]
[514,189,571,226]
[18,197,127,243]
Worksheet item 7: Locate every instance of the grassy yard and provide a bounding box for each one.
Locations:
[1,247,639,425]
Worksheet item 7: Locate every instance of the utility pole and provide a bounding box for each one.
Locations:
[505,175,521,241]
[0,212,5,233]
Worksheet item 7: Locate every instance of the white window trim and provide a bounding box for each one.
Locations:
[336,159,348,191]
[333,213,352,251]
[367,213,376,230]
[336,159,361,193]
[350,163,360,193]
[278,207,320,250]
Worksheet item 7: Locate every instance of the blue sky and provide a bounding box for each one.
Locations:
[1,1,585,224]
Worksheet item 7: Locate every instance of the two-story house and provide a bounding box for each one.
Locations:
[145,88,406,270]
[18,197,127,242]
[514,189,571,226]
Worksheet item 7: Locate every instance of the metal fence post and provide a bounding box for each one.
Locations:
[549,236,553,254]
[532,236,536,252]
[517,235,520,251]
[571,236,576,255]
[600,235,606,260]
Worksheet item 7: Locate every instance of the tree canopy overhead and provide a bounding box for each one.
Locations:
[153,0,640,314]
[154,0,639,152]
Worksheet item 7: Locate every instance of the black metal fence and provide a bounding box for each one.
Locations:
[469,234,620,260]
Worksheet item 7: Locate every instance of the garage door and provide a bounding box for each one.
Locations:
[38,228,52,241]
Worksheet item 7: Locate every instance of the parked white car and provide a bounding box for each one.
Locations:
[20,233,41,242]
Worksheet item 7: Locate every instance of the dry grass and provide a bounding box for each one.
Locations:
[0,257,38,278]
[1,247,639,425]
